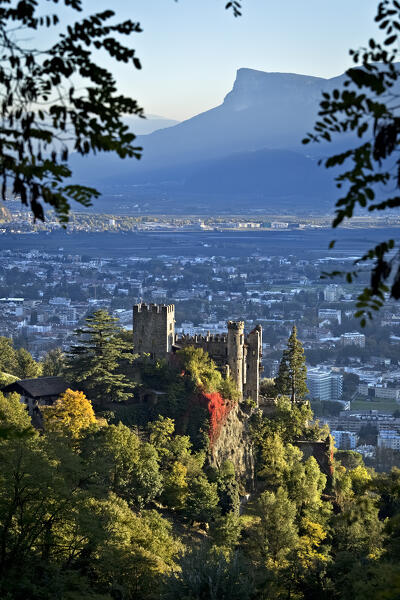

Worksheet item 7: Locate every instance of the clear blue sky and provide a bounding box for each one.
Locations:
[68,0,382,120]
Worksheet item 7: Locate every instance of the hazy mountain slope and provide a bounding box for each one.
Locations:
[132,69,339,169]
[69,69,343,183]
[123,114,179,136]
[66,67,370,212]
[183,148,335,199]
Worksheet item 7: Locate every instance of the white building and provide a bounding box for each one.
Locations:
[324,284,343,302]
[49,297,71,306]
[358,383,400,401]
[340,332,366,348]
[331,430,358,449]
[307,367,343,402]
[318,308,342,325]
[355,444,376,459]
[179,322,195,336]
[377,430,400,450]
[270,222,289,229]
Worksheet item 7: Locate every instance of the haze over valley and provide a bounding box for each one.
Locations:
[68,67,358,214]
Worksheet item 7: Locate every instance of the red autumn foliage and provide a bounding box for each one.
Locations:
[202,390,231,446]
[183,389,231,447]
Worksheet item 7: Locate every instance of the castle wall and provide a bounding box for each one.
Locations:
[133,302,262,404]
[176,333,229,373]
[133,303,175,360]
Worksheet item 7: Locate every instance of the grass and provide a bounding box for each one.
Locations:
[351,398,398,413]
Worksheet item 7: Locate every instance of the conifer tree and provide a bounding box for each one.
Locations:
[66,310,135,404]
[275,326,308,403]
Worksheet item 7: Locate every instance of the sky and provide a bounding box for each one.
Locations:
[57,0,382,121]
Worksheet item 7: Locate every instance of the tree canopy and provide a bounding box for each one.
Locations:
[43,388,96,438]
[66,309,135,403]
[275,326,308,403]
[0,0,241,223]
[304,0,400,323]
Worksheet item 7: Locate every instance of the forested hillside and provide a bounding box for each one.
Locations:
[1,317,400,599]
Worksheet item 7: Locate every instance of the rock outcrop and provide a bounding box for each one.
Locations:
[208,404,254,489]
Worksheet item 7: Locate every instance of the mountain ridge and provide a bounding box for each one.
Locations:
[67,67,358,212]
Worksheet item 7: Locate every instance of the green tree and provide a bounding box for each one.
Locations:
[148,415,176,460]
[286,455,329,525]
[335,449,364,471]
[184,475,220,525]
[177,346,223,393]
[0,391,35,439]
[260,377,277,398]
[41,347,65,377]
[254,486,299,568]
[163,545,254,600]
[0,425,84,586]
[0,337,16,375]
[66,310,135,403]
[216,460,240,516]
[89,498,181,599]
[210,512,243,554]
[162,461,188,510]
[275,326,308,403]
[304,0,400,322]
[332,495,384,558]
[82,422,162,509]
[14,347,42,379]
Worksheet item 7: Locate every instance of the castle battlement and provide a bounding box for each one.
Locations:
[134,302,174,314]
[178,333,228,344]
[133,302,262,405]
[227,320,245,330]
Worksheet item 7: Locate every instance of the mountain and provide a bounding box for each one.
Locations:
[130,69,346,171]
[67,68,360,212]
[184,148,334,198]
[123,114,179,136]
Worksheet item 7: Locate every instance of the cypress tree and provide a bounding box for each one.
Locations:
[66,310,135,404]
[275,325,308,403]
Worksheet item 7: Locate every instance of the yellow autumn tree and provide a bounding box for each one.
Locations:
[44,389,96,438]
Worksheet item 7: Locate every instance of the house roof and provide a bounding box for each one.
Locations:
[2,376,70,399]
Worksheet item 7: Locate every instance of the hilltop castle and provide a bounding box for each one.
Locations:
[133,302,263,404]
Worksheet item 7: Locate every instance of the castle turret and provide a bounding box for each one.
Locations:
[244,325,262,405]
[227,320,245,399]
[133,303,175,360]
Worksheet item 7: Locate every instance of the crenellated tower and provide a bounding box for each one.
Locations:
[243,325,262,404]
[133,302,175,360]
[227,320,245,400]
[132,302,262,404]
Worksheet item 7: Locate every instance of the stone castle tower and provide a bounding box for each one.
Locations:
[133,302,175,359]
[133,302,262,404]
[227,320,244,396]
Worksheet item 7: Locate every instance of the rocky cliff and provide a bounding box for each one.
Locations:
[208,404,254,489]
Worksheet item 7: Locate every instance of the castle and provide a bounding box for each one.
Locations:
[133,302,263,404]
